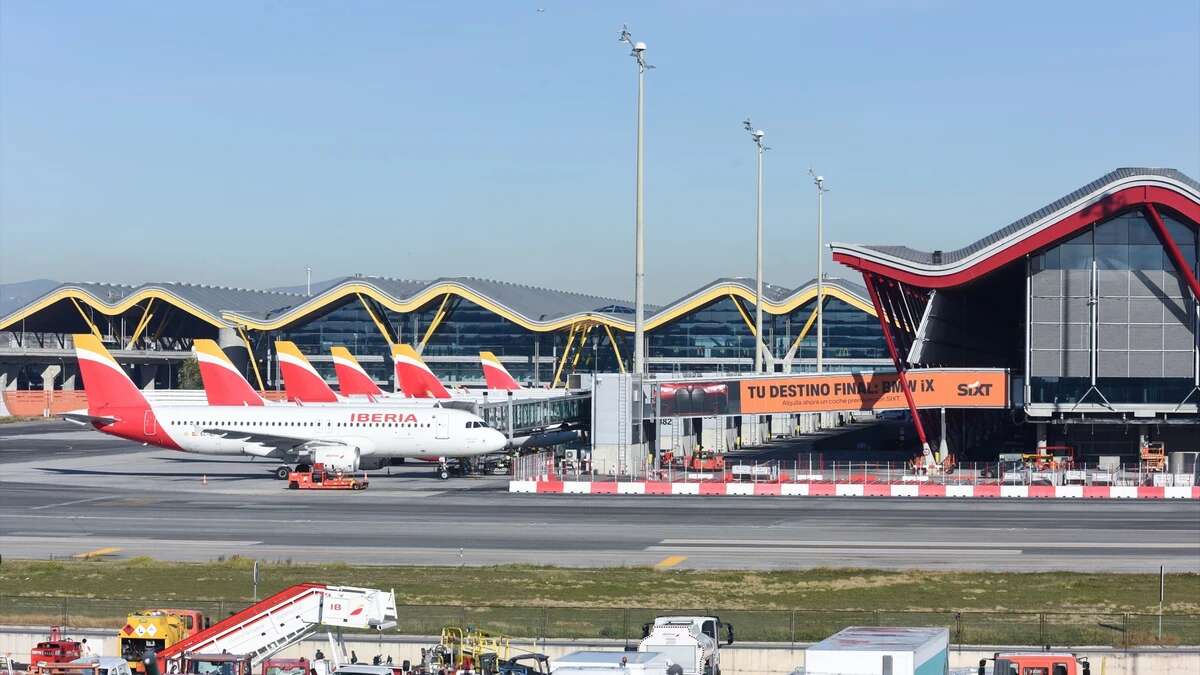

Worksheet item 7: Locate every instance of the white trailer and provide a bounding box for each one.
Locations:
[802,626,949,675]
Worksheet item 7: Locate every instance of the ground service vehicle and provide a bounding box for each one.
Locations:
[120,610,209,672]
[499,654,551,675]
[1141,441,1167,472]
[639,616,733,675]
[686,450,724,473]
[154,584,397,675]
[287,464,368,490]
[178,653,253,675]
[1022,446,1076,471]
[260,658,308,675]
[33,659,133,675]
[979,652,1090,675]
[30,627,83,670]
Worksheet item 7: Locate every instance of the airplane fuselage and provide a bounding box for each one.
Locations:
[94,403,507,462]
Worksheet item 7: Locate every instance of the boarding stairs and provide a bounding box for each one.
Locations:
[157,583,397,672]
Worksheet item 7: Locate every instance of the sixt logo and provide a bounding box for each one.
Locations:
[957,381,993,397]
[351,412,419,423]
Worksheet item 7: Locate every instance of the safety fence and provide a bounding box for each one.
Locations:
[1,596,1197,647]
[515,451,1199,488]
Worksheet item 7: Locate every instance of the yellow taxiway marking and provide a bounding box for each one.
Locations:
[73,547,122,559]
[654,555,687,569]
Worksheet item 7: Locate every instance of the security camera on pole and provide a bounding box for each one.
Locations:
[743,119,768,374]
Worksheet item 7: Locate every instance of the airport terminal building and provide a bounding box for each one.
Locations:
[833,168,1200,456]
[0,275,887,392]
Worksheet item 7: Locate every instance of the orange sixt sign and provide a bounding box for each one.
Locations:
[736,369,1008,414]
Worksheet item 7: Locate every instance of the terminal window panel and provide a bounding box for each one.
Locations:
[1028,209,1198,404]
[781,297,888,362]
[648,296,757,362]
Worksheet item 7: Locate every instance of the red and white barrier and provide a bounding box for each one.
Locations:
[508,480,1200,499]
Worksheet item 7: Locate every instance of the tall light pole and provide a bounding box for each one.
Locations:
[620,26,651,377]
[744,119,767,373]
[810,170,828,372]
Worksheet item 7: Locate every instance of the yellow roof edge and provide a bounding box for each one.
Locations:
[0,287,225,331]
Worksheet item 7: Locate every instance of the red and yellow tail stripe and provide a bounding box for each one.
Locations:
[192,339,264,406]
[331,346,383,396]
[391,344,451,399]
[275,341,339,403]
[480,351,522,390]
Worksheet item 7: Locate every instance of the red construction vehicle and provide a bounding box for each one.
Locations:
[30,627,83,670]
[260,658,308,675]
[978,651,1090,675]
[287,463,368,490]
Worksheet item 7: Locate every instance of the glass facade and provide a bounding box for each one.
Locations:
[1028,208,1199,404]
[779,296,889,364]
[648,297,757,363]
[263,289,888,385]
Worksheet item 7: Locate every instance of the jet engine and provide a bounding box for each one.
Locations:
[309,446,361,474]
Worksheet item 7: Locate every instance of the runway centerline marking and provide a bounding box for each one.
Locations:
[654,555,688,569]
[30,496,115,511]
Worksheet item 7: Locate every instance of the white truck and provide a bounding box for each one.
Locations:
[637,616,733,675]
[551,616,734,675]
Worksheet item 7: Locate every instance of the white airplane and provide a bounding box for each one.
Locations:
[67,334,507,480]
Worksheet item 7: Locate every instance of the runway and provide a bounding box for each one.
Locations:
[1,421,1197,572]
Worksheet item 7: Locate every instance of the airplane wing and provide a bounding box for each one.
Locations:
[201,427,352,453]
[62,412,118,426]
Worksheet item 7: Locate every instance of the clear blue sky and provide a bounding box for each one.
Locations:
[2,1,1197,303]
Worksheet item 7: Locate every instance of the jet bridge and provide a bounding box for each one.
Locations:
[469,392,590,447]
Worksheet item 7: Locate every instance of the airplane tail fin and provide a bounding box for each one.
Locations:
[480,351,522,390]
[391,344,451,399]
[331,346,383,396]
[73,334,149,414]
[275,341,340,403]
[193,339,265,406]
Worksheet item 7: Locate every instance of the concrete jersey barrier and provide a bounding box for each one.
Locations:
[510,480,1200,499]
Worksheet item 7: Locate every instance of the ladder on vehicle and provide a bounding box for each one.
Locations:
[157,584,397,673]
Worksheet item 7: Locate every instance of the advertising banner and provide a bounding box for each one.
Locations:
[658,369,1007,417]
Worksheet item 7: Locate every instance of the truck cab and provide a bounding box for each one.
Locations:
[30,627,83,670]
[981,652,1090,675]
[179,653,253,675]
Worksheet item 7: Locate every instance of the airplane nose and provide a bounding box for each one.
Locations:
[488,429,507,451]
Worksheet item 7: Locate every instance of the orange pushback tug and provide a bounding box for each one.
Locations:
[287,463,368,490]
